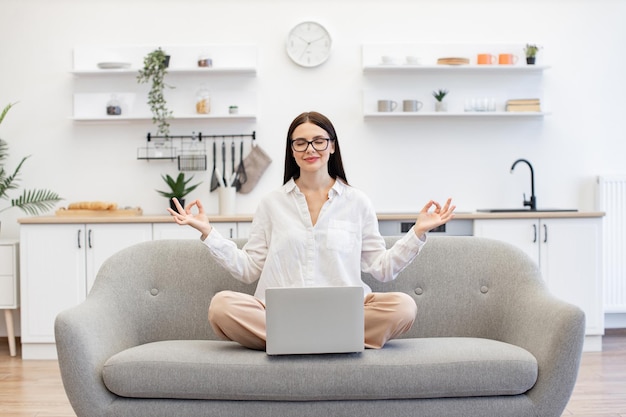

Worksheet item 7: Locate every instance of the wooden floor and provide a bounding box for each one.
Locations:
[0,331,625,417]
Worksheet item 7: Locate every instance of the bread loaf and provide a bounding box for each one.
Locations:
[67,201,118,211]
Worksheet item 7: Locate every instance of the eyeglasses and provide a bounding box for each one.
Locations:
[291,138,332,152]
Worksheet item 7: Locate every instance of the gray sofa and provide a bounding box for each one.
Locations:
[55,236,585,417]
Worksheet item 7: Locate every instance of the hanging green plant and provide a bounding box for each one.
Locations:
[0,103,62,216]
[137,48,174,137]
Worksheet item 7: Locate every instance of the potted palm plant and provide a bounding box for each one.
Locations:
[156,172,202,211]
[137,48,173,137]
[524,44,541,65]
[0,103,62,231]
[433,89,449,112]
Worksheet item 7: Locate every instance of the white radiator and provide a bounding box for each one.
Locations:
[597,176,626,313]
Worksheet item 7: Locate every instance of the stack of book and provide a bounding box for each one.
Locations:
[506,98,541,112]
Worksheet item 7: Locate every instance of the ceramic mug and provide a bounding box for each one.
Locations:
[498,53,518,65]
[405,56,422,65]
[377,100,398,112]
[402,100,423,112]
[477,53,496,65]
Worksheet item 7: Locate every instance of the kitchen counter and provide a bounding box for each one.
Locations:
[18,211,604,225]
[378,211,605,220]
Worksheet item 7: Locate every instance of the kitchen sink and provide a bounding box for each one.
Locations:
[476,208,578,213]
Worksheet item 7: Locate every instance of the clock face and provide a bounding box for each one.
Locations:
[286,21,332,68]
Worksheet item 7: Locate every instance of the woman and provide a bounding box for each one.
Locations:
[168,111,455,350]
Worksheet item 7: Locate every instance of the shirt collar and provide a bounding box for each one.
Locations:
[283,177,346,197]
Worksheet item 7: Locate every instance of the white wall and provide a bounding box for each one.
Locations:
[1,0,625,240]
[0,0,625,336]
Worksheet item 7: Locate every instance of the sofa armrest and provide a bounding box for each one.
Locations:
[55,294,141,417]
[498,289,585,417]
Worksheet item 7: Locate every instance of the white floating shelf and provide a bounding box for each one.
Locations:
[363,65,550,74]
[71,67,257,76]
[364,111,550,119]
[72,114,256,122]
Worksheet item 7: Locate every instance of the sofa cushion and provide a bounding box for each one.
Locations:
[102,337,537,401]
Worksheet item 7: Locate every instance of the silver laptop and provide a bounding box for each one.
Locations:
[265,286,364,355]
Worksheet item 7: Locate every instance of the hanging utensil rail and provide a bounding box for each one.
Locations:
[145,131,256,142]
[137,131,256,171]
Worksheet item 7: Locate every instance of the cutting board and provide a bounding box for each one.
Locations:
[55,207,143,216]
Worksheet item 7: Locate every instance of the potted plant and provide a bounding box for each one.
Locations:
[0,103,62,230]
[433,89,449,112]
[523,44,541,65]
[156,172,202,211]
[137,47,174,137]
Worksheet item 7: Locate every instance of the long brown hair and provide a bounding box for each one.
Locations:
[283,111,348,185]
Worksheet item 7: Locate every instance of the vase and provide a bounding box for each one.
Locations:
[435,102,447,112]
[169,198,183,212]
[526,57,536,65]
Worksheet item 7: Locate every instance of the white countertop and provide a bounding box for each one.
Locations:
[18,211,604,224]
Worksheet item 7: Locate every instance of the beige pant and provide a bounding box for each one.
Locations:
[208,290,417,350]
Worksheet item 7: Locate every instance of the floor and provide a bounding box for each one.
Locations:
[0,331,625,417]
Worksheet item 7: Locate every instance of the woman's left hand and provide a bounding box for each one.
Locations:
[414,198,456,238]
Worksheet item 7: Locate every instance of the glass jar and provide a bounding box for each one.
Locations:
[106,95,122,116]
[198,54,212,68]
[195,86,210,114]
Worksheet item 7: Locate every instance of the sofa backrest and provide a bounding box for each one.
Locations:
[89,236,545,344]
[364,236,546,340]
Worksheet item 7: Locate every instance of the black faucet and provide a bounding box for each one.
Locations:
[510,159,537,211]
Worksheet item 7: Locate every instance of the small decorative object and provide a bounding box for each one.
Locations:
[106,94,122,116]
[0,103,62,217]
[198,54,212,67]
[433,89,449,112]
[229,105,239,115]
[524,44,541,65]
[195,86,210,114]
[156,172,202,211]
[137,47,174,136]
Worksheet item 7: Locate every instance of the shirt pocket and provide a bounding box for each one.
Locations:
[326,220,359,253]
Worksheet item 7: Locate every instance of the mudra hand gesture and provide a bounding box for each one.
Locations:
[413,198,455,238]
[167,198,213,240]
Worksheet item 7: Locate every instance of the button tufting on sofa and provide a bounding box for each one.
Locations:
[414,287,423,295]
[480,286,489,294]
[150,288,159,296]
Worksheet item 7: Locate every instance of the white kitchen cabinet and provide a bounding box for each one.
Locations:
[0,240,19,356]
[473,218,603,351]
[19,223,151,359]
[71,44,257,122]
[362,43,549,118]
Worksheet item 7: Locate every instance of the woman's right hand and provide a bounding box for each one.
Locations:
[167,198,213,240]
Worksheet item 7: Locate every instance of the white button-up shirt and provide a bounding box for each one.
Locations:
[203,179,425,301]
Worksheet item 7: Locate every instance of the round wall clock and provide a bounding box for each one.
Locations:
[286,21,332,68]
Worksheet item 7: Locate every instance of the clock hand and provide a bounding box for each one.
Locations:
[294,35,311,45]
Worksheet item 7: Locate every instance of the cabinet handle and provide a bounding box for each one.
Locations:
[88,229,93,248]
[229,228,234,239]
[532,224,537,243]
[543,224,548,243]
[77,229,82,249]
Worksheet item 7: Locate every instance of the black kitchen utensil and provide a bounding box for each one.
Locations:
[231,140,236,177]
[221,140,227,187]
[210,141,219,191]
[233,139,247,191]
